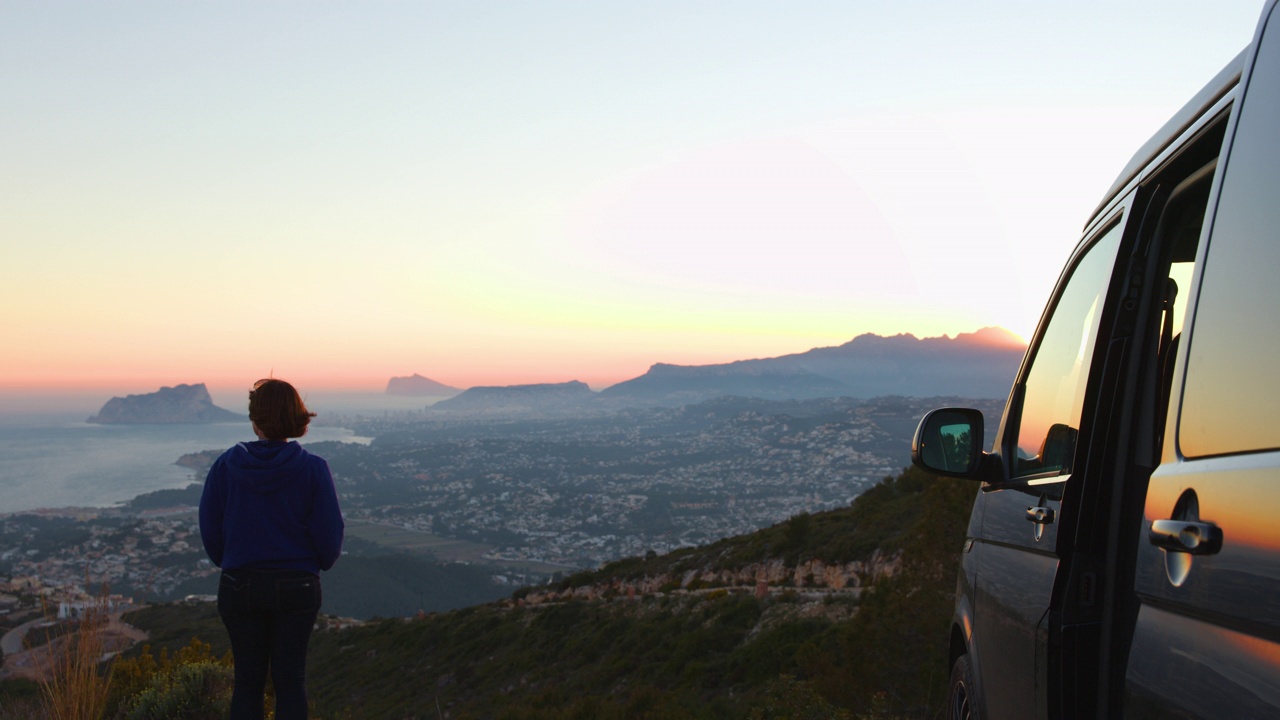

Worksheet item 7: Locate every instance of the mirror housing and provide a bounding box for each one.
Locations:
[911,408,1001,482]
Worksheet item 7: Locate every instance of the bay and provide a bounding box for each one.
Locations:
[0,420,370,514]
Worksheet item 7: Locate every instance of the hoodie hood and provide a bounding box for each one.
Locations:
[225,440,310,494]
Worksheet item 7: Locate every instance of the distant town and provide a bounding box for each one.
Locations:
[333,396,927,565]
[0,394,1004,631]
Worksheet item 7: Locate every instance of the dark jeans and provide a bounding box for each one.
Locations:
[217,568,322,720]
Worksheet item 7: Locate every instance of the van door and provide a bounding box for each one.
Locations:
[971,216,1125,719]
[1126,3,1280,716]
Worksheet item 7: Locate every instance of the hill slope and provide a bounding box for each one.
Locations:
[112,465,967,719]
[293,465,974,719]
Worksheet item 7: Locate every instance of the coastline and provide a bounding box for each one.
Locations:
[0,423,370,516]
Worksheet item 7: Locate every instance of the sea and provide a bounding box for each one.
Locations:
[0,391,431,515]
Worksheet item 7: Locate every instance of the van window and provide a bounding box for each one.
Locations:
[1011,221,1123,479]
[1141,160,1217,459]
[1179,32,1280,458]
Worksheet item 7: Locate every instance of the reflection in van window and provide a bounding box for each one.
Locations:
[1148,160,1215,458]
[1179,29,1280,458]
[1167,261,1195,337]
[1012,222,1122,478]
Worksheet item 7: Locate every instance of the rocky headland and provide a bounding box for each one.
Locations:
[87,383,244,424]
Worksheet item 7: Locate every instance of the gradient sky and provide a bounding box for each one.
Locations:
[0,1,1266,396]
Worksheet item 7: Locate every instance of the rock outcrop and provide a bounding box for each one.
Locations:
[519,551,900,606]
[87,383,244,424]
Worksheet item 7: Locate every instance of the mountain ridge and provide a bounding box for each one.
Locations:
[600,326,1025,405]
[411,327,1025,416]
[431,380,595,415]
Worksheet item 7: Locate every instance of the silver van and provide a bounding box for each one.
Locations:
[912,1,1280,717]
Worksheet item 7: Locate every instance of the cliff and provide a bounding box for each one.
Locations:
[87,383,244,424]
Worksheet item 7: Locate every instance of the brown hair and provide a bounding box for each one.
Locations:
[248,378,316,440]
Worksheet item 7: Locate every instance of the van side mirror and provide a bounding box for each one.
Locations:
[912,408,1000,482]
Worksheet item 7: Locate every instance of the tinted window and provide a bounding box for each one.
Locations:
[1012,221,1123,478]
[1180,32,1280,458]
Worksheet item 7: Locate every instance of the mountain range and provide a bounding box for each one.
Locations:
[424,327,1025,415]
[86,328,1025,424]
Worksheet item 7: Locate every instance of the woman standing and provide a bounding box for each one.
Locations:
[199,378,344,720]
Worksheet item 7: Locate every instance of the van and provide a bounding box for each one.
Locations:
[910,1,1280,717]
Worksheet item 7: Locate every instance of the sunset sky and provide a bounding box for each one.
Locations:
[0,1,1265,399]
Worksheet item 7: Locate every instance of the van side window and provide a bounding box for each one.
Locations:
[1144,160,1216,458]
[1011,222,1123,479]
[1180,33,1280,458]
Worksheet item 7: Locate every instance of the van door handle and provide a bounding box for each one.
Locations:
[1026,506,1055,525]
[1149,519,1223,555]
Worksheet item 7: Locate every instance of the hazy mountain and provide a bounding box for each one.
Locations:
[406,328,1024,416]
[384,373,461,397]
[431,380,596,416]
[602,363,849,406]
[601,327,1024,405]
[87,383,244,424]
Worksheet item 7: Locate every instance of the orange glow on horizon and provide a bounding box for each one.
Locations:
[0,325,1026,397]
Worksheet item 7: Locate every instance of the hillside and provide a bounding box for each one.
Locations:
[119,465,976,719]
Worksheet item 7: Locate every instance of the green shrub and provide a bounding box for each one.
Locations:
[123,661,232,720]
[750,674,851,720]
[106,637,233,719]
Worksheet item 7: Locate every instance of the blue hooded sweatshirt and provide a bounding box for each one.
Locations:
[199,440,344,574]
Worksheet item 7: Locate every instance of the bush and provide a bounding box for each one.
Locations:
[750,674,850,720]
[106,637,232,719]
[123,662,232,720]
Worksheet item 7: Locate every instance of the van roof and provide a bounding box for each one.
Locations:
[1087,48,1246,229]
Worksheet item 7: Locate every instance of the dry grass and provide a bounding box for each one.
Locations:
[36,596,113,720]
